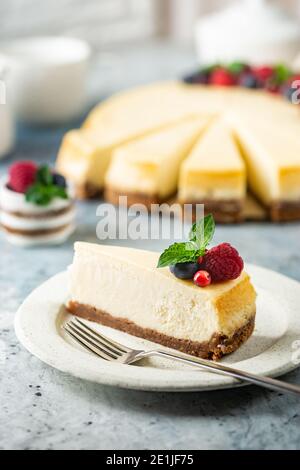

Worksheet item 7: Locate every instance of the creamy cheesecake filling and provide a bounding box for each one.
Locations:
[0,206,75,230]
[68,244,256,346]
[56,130,112,190]
[0,178,73,214]
[178,183,244,202]
[3,224,75,247]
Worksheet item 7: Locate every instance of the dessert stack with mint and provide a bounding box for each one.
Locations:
[0,161,76,247]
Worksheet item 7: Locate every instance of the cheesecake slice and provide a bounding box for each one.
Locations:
[105,117,210,206]
[67,243,256,360]
[231,114,300,221]
[178,119,246,222]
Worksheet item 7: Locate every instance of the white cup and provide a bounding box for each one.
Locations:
[0,59,15,159]
[0,36,91,125]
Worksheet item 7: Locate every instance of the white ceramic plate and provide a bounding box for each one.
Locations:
[15,265,300,392]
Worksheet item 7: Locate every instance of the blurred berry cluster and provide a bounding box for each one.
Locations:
[183,62,300,103]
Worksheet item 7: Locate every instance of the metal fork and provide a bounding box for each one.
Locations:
[63,317,300,396]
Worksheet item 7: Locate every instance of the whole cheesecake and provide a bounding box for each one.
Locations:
[67,242,256,360]
[56,75,300,222]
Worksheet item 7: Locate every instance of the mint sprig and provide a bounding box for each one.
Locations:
[25,165,68,206]
[157,214,215,268]
[189,213,215,249]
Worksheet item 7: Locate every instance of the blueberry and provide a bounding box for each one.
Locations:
[239,74,260,89]
[52,172,67,188]
[183,71,208,85]
[169,262,201,280]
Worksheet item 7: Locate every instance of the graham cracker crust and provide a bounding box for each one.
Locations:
[67,301,255,360]
[75,183,103,200]
[80,184,300,222]
[105,187,170,208]
[179,199,244,223]
[270,201,300,222]
[105,187,244,223]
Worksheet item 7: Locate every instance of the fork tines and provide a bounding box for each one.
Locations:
[63,317,129,361]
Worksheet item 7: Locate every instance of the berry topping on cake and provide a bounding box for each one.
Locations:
[210,68,236,86]
[169,262,201,280]
[158,215,245,287]
[193,270,211,287]
[182,61,297,102]
[6,161,69,206]
[183,70,208,85]
[52,172,67,188]
[203,243,244,282]
[238,73,260,89]
[252,66,274,83]
[8,161,37,193]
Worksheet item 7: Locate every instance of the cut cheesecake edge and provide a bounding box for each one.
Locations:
[230,113,300,222]
[105,116,211,204]
[177,118,246,222]
[67,243,257,360]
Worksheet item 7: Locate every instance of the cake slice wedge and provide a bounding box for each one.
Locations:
[178,118,246,222]
[67,243,256,360]
[231,113,300,221]
[105,117,210,206]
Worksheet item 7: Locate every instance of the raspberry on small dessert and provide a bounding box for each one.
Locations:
[8,161,37,193]
[210,68,235,86]
[193,270,211,287]
[203,243,244,283]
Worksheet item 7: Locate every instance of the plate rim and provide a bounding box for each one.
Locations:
[14,264,300,392]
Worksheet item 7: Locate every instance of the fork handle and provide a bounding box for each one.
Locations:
[151,350,300,396]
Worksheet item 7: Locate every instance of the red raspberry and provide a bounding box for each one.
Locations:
[210,68,236,86]
[252,66,274,83]
[203,243,244,283]
[193,270,211,288]
[8,161,37,193]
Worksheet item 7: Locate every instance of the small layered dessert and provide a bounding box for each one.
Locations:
[68,215,256,360]
[0,161,76,247]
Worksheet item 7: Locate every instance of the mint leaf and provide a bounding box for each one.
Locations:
[274,64,292,85]
[36,165,53,186]
[157,215,216,268]
[26,184,52,206]
[26,180,68,206]
[189,214,215,250]
[157,243,200,268]
[228,61,247,75]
